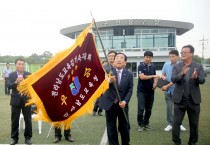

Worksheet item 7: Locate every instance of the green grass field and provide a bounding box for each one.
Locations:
[0,79,209,145]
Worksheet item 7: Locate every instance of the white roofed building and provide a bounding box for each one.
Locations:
[60,19,193,77]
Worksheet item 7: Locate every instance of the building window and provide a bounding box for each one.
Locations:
[168,33,175,47]
[125,62,137,77]
[154,34,168,47]
[153,62,165,70]
[114,27,134,36]
[141,34,153,48]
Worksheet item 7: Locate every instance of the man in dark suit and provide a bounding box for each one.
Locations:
[171,45,205,145]
[99,52,133,145]
[8,58,32,145]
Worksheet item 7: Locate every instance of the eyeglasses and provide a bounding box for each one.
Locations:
[180,52,191,55]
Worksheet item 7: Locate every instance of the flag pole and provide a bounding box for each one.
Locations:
[90,12,129,123]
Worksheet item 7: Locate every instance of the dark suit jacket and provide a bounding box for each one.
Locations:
[8,71,31,107]
[99,68,133,111]
[171,61,205,104]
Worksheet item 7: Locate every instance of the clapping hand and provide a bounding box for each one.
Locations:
[191,68,198,79]
[15,75,24,84]
[181,64,189,76]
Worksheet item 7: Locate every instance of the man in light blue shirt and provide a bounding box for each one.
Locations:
[161,50,186,131]
[2,63,11,95]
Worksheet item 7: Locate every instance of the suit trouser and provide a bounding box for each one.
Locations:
[55,128,71,139]
[106,103,130,145]
[11,98,32,141]
[5,77,10,94]
[93,98,103,113]
[137,91,154,126]
[172,99,200,145]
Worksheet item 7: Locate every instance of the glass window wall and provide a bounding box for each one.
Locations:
[94,28,176,51]
[141,34,154,48]
[154,34,169,47]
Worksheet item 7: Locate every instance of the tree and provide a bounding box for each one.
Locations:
[193,55,202,63]
[205,58,210,64]
[0,51,53,65]
[40,51,53,64]
[26,53,40,64]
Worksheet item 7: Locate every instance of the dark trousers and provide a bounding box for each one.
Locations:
[137,91,154,126]
[172,99,200,145]
[106,103,130,145]
[5,77,10,94]
[11,98,32,141]
[93,98,102,113]
[55,128,71,139]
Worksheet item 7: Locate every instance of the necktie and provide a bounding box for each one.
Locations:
[117,70,121,85]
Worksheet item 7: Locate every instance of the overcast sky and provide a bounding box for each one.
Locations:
[0,0,210,58]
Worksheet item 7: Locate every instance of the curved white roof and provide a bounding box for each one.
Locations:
[60,19,194,39]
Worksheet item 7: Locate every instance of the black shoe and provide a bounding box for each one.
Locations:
[98,112,103,116]
[145,124,152,130]
[10,139,18,145]
[53,137,61,143]
[92,111,96,116]
[25,139,32,145]
[65,136,74,142]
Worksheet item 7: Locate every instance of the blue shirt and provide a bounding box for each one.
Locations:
[137,62,156,93]
[161,61,177,95]
[2,68,11,78]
